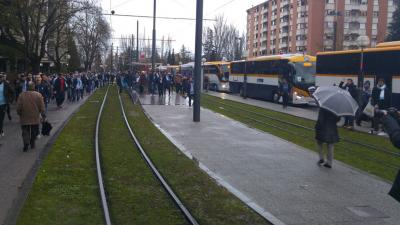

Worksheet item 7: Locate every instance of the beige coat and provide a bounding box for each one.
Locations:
[17,91,45,125]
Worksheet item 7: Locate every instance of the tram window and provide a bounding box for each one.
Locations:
[257,79,264,83]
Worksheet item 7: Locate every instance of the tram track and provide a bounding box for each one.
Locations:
[202,96,400,173]
[118,92,199,225]
[94,85,198,225]
[94,86,112,225]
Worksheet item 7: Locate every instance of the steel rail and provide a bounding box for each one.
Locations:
[204,96,400,158]
[118,93,199,225]
[95,86,112,225]
[203,97,400,170]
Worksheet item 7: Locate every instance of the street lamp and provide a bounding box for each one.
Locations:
[242,50,249,99]
[357,35,370,89]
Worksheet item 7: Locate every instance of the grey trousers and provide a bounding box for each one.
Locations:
[21,125,39,146]
[317,141,334,165]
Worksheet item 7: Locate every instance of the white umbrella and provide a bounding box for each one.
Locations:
[312,86,359,116]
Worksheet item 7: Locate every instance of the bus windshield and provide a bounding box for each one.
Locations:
[219,64,230,82]
[293,62,316,84]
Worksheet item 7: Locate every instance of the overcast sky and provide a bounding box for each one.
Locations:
[99,0,264,52]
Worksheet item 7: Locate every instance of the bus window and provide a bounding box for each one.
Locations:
[293,62,316,84]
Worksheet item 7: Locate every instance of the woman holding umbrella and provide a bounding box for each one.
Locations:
[315,108,340,168]
[313,86,359,168]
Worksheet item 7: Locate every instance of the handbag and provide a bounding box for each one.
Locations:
[41,120,53,136]
[363,101,375,118]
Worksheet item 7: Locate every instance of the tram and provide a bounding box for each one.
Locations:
[316,41,400,108]
[203,61,230,92]
[229,54,316,105]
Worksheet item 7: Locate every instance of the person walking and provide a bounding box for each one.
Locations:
[157,74,164,97]
[187,77,195,107]
[53,74,66,108]
[35,75,51,114]
[371,78,391,134]
[340,79,358,130]
[279,78,291,109]
[16,82,45,151]
[315,108,340,168]
[356,80,372,126]
[0,73,14,137]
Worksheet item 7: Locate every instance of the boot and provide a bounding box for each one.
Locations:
[30,140,35,149]
[23,144,29,152]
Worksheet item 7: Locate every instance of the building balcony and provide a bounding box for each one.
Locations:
[296,29,307,35]
[296,40,307,46]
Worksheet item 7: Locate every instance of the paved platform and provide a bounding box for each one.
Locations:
[140,93,400,225]
[206,91,373,134]
[0,95,91,225]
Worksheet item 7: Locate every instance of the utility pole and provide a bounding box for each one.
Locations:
[137,20,139,62]
[152,0,156,73]
[193,0,203,122]
[110,43,113,73]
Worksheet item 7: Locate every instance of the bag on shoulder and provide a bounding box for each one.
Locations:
[363,101,375,118]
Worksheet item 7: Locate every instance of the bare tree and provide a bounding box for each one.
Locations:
[0,0,90,73]
[73,2,110,71]
[202,15,242,61]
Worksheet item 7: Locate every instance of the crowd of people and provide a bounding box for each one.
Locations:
[338,78,391,135]
[0,71,109,151]
[116,70,196,106]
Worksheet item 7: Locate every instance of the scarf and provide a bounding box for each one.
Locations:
[379,84,386,100]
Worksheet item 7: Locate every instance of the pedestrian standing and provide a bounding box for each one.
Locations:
[0,73,14,137]
[53,74,66,108]
[315,108,340,168]
[371,78,391,134]
[16,82,45,151]
[279,78,291,109]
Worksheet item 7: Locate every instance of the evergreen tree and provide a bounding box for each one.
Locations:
[171,49,176,65]
[387,0,400,41]
[167,50,172,64]
[67,35,81,71]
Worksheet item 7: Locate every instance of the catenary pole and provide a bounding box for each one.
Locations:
[152,0,156,73]
[137,20,139,62]
[193,0,203,122]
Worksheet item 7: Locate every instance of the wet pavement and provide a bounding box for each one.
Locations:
[139,92,400,225]
[0,95,91,225]
[138,92,190,106]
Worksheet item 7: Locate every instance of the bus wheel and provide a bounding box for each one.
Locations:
[272,92,280,103]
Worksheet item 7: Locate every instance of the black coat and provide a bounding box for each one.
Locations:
[339,82,358,99]
[371,86,391,109]
[315,108,340,143]
[382,115,400,202]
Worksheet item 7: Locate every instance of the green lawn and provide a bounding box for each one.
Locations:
[17,89,106,225]
[121,93,271,225]
[100,87,187,225]
[202,94,400,182]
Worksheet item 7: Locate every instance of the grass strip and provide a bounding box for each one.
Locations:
[201,94,400,181]
[121,92,271,225]
[100,86,187,225]
[17,89,106,225]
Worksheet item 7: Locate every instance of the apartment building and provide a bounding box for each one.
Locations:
[246,0,396,58]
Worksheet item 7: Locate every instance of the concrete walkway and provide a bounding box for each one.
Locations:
[0,95,91,225]
[206,91,373,134]
[140,93,400,225]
